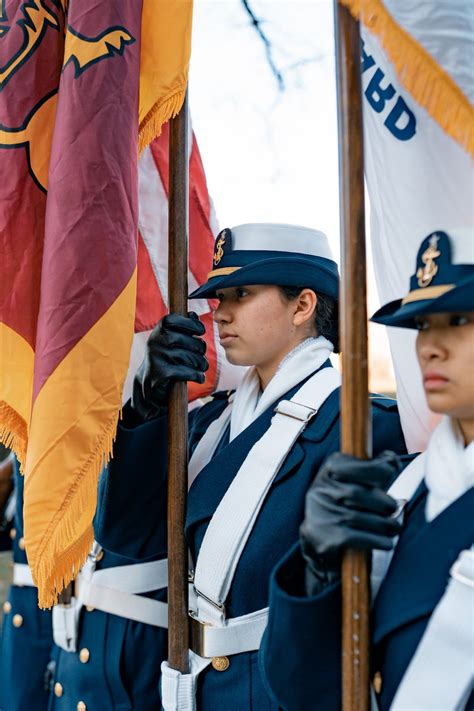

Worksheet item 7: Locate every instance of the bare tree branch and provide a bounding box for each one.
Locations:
[240,0,285,91]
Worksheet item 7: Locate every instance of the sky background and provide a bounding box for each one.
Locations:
[189,0,395,391]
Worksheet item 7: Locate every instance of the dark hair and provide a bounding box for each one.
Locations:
[279,286,340,353]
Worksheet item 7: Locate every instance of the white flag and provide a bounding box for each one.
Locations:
[349,0,474,451]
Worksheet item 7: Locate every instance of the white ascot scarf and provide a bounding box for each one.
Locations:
[188,336,334,488]
[389,415,474,522]
[424,416,474,521]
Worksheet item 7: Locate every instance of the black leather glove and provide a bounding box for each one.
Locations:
[300,451,403,595]
[132,312,208,422]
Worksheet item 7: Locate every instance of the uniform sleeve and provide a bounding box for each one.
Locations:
[371,398,408,457]
[259,543,342,711]
[94,401,169,561]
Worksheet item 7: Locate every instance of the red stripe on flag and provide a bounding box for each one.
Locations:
[188,311,218,400]
[135,230,167,332]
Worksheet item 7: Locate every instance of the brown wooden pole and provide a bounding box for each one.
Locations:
[333,3,372,710]
[167,91,190,673]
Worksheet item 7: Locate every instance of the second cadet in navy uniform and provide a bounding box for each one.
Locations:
[46,468,169,710]
[96,223,408,710]
[0,455,54,711]
[260,230,474,710]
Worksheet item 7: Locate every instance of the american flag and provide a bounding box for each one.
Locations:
[124,122,244,403]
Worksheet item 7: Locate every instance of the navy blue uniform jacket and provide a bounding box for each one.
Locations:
[260,476,474,710]
[96,363,407,710]
[0,462,53,711]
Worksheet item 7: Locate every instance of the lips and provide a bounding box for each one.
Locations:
[423,371,449,391]
[219,332,237,345]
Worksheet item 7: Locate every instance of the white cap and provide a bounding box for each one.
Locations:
[230,223,335,261]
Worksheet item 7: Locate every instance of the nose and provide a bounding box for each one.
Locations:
[416,328,448,365]
[213,300,232,325]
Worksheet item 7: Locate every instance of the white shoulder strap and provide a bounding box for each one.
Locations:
[371,453,427,599]
[391,546,474,710]
[193,367,341,625]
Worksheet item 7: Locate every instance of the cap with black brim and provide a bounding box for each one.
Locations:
[189,254,339,300]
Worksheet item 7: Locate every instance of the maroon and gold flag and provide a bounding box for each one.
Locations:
[0,0,193,607]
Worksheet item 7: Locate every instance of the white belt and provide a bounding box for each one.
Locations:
[13,563,35,587]
[189,606,268,658]
[161,368,342,711]
[53,543,168,653]
[390,547,474,710]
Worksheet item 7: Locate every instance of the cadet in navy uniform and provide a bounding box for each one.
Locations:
[45,473,169,710]
[97,223,407,710]
[0,455,53,711]
[261,230,474,710]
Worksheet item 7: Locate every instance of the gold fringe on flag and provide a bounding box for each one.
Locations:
[138,88,186,156]
[0,402,27,471]
[25,272,136,609]
[340,0,474,159]
[32,412,118,608]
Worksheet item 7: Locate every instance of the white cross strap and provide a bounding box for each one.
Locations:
[13,563,34,587]
[53,545,169,652]
[193,366,341,624]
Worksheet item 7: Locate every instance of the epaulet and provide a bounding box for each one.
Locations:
[369,393,398,411]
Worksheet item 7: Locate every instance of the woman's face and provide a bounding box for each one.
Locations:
[415,312,474,422]
[213,285,314,380]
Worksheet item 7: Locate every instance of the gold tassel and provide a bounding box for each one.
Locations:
[31,407,120,609]
[138,89,186,156]
[0,401,27,471]
[340,0,474,158]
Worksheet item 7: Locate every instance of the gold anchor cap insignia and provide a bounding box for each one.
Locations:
[416,235,441,288]
[213,230,227,266]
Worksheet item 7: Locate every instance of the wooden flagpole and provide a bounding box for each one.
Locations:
[333,3,372,710]
[167,91,190,673]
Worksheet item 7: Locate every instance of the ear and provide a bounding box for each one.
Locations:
[293,289,317,328]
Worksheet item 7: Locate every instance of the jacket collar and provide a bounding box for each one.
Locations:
[373,484,474,645]
[186,362,338,535]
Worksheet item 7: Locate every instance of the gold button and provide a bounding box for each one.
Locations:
[77,702,86,711]
[373,671,383,694]
[3,601,11,614]
[85,605,94,612]
[54,682,63,698]
[211,656,230,672]
[79,648,90,664]
[18,537,26,551]
[12,614,23,628]
[96,550,104,562]
[9,528,16,540]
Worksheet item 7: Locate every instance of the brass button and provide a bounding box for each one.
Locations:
[211,656,230,672]
[79,648,90,664]
[3,600,11,614]
[54,682,63,698]
[85,605,94,612]
[12,614,23,628]
[9,528,16,540]
[373,671,383,694]
[96,549,104,562]
[18,537,26,551]
[77,702,87,711]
